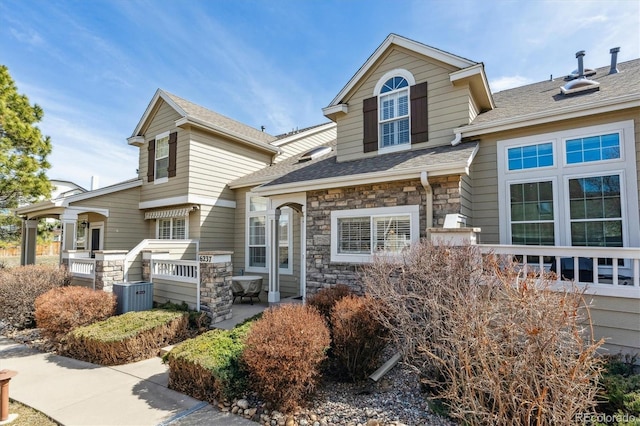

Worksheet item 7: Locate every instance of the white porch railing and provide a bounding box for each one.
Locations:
[68,257,97,289]
[150,259,199,284]
[478,244,640,299]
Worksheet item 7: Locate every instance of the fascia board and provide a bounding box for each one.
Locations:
[14,200,62,215]
[459,94,640,137]
[129,89,188,138]
[321,104,349,120]
[327,34,476,107]
[175,117,280,154]
[139,195,236,210]
[450,64,495,110]
[62,180,142,206]
[253,162,470,196]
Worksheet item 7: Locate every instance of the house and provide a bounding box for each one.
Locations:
[16,34,639,353]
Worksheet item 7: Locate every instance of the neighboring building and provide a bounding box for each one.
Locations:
[16,34,639,353]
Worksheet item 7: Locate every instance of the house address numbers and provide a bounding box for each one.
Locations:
[199,255,214,263]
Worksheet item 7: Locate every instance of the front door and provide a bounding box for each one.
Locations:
[89,222,104,258]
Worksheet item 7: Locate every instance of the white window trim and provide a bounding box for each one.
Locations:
[245,193,293,275]
[561,128,625,169]
[154,130,170,184]
[497,120,639,270]
[330,205,420,263]
[561,169,628,249]
[155,216,189,240]
[504,176,560,246]
[373,69,416,95]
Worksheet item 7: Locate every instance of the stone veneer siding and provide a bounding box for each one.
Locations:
[94,258,124,292]
[305,176,463,295]
[199,253,234,324]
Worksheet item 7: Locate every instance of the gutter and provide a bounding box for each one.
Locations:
[420,171,433,235]
[457,93,640,138]
[253,162,470,196]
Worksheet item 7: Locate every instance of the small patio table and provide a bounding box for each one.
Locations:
[230,275,263,304]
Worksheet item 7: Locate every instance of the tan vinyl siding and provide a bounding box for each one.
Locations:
[153,279,197,309]
[460,174,473,226]
[188,128,271,201]
[470,109,639,244]
[199,204,236,252]
[275,126,337,163]
[335,46,471,162]
[585,295,640,354]
[68,186,146,251]
[140,101,189,203]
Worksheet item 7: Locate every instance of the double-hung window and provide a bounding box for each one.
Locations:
[331,205,420,263]
[497,120,638,274]
[155,132,170,181]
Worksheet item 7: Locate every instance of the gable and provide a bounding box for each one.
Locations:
[331,45,483,162]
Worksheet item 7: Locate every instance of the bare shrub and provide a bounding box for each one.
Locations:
[35,286,116,339]
[361,242,604,425]
[330,294,389,381]
[242,304,330,412]
[0,264,70,329]
[306,284,354,322]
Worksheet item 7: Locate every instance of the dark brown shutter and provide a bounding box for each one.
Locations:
[147,139,155,182]
[168,132,178,178]
[410,82,428,144]
[363,96,378,153]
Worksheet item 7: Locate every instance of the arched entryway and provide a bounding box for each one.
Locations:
[265,193,306,303]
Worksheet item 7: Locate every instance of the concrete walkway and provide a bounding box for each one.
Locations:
[0,336,255,426]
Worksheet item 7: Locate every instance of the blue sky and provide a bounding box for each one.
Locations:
[1,0,639,190]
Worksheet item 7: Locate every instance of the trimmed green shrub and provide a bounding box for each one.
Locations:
[165,321,252,403]
[65,309,188,365]
[0,264,70,329]
[154,300,211,332]
[306,284,353,322]
[242,304,330,412]
[35,286,116,339]
[330,294,389,381]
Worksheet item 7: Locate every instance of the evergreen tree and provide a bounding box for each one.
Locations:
[0,65,52,208]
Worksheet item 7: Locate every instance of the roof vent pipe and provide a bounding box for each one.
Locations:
[576,50,585,78]
[609,47,620,75]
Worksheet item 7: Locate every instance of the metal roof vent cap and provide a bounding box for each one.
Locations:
[609,47,620,75]
[561,50,600,95]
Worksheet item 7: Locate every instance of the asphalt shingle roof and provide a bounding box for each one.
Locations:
[472,59,640,125]
[163,91,277,144]
[230,140,478,189]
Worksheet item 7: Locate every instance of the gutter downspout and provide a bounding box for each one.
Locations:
[451,132,462,146]
[420,171,433,238]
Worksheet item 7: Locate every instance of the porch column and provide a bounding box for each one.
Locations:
[94,251,127,292]
[60,211,79,251]
[20,219,38,266]
[267,209,281,303]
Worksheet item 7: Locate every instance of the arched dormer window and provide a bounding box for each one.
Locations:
[379,76,410,149]
[363,69,428,154]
